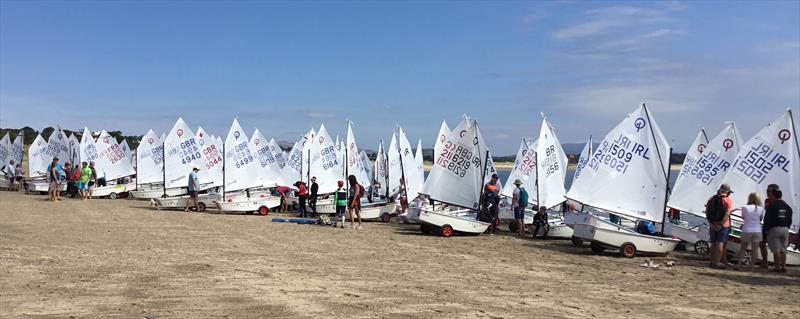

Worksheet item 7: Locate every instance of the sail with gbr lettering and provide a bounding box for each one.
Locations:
[566,104,671,222]
[269,138,286,169]
[28,134,50,177]
[10,132,23,169]
[136,130,164,184]
[195,127,223,187]
[501,138,537,202]
[422,117,484,209]
[722,110,800,231]
[0,134,10,167]
[94,130,135,180]
[535,117,569,209]
[570,136,593,192]
[309,125,340,194]
[224,119,260,192]
[163,118,202,189]
[279,138,304,187]
[251,129,282,187]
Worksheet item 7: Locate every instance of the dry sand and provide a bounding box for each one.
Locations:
[1,191,798,318]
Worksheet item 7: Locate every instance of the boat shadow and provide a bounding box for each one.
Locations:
[694,269,800,285]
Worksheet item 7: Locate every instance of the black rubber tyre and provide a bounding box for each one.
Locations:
[571,236,584,246]
[198,202,207,212]
[590,241,606,253]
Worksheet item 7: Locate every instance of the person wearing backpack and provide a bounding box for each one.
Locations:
[511,179,527,236]
[706,183,734,269]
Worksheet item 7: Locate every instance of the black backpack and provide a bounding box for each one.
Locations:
[706,194,726,222]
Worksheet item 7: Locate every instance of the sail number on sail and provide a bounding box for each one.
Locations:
[168,138,201,165]
[319,145,338,170]
[437,141,480,178]
[146,144,164,165]
[200,144,222,169]
[515,150,536,176]
[539,145,560,178]
[255,145,276,167]
[680,150,730,185]
[589,134,651,174]
[731,141,790,184]
[84,143,99,162]
[231,141,253,168]
[102,144,126,164]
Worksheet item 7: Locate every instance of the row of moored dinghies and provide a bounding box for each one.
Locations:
[6,104,799,262]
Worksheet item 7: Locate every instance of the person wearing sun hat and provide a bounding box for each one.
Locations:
[706,183,734,269]
[511,179,528,236]
[184,165,201,212]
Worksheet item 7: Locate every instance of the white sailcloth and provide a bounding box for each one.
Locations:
[387,133,402,196]
[570,136,593,190]
[422,117,483,209]
[415,139,425,185]
[669,125,743,217]
[50,127,71,164]
[10,132,23,168]
[67,133,81,166]
[433,120,450,161]
[722,110,800,231]
[360,151,372,184]
[251,129,282,187]
[300,128,316,182]
[163,118,203,189]
[0,134,10,167]
[120,140,132,168]
[279,138,304,186]
[28,134,50,177]
[136,130,164,184]
[80,127,99,167]
[223,119,261,192]
[195,127,223,187]
[375,140,388,196]
[309,125,341,194]
[346,122,371,188]
[566,104,671,222]
[535,117,568,209]
[94,130,135,180]
[501,138,537,201]
[269,138,287,169]
[399,127,423,200]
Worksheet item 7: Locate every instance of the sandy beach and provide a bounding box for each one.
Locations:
[1,190,798,318]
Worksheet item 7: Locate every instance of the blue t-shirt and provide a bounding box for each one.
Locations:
[188,171,199,191]
[47,162,63,182]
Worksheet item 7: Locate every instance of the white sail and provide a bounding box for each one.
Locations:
[67,133,81,166]
[136,130,164,184]
[433,120,450,161]
[360,151,372,184]
[566,104,671,222]
[387,133,402,196]
[119,140,132,167]
[194,127,223,187]
[279,138,304,186]
[722,110,800,231]
[375,140,388,196]
[668,126,742,217]
[80,127,99,167]
[251,129,282,187]
[223,119,261,192]
[163,118,202,189]
[300,128,316,182]
[269,138,287,169]
[94,130,135,180]
[0,134,10,167]
[501,138,537,201]
[346,122,371,188]
[422,117,483,209]
[50,126,71,164]
[28,134,50,177]
[535,117,569,209]
[399,127,423,200]
[570,136,593,191]
[415,139,425,185]
[309,125,341,194]
[10,132,23,168]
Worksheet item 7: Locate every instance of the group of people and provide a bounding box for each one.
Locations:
[707,183,794,272]
[2,160,24,191]
[47,157,100,201]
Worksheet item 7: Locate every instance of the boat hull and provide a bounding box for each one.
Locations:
[155,194,221,211]
[90,183,137,199]
[216,196,282,213]
[662,222,710,245]
[130,187,188,199]
[573,221,680,256]
[725,233,800,266]
[315,200,398,220]
[417,207,490,236]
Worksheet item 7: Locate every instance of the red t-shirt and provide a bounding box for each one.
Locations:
[298,183,307,196]
[707,194,733,227]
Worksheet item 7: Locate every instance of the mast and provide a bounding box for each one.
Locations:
[161,141,166,198]
[642,103,670,226]
[476,121,488,209]
[134,147,138,190]
[383,139,389,199]
[535,150,540,211]
[660,148,673,235]
[222,143,226,202]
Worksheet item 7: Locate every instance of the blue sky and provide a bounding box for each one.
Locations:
[1,1,798,155]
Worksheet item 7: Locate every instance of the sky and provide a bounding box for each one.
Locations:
[1,0,798,155]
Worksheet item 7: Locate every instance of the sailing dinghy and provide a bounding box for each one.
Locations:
[567,103,680,257]
[88,130,136,199]
[129,130,186,198]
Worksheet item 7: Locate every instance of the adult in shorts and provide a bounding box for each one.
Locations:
[46,157,62,202]
[764,189,793,273]
[732,192,764,269]
[88,161,98,197]
[347,175,363,229]
[511,179,525,236]
[3,160,16,190]
[706,184,733,269]
[759,184,779,269]
[184,166,200,212]
[79,162,92,200]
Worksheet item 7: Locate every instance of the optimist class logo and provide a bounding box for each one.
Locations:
[148,138,154,144]
[255,139,260,145]
[319,136,324,144]
[634,118,646,132]
[697,144,706,153]
[778,129,791,144]
[103,137,110,144]
[176,129,184,137]
[440,134,446,142]
[234,131,240,139]
[722,139,733,151]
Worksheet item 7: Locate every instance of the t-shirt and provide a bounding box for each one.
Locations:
[80,167,92,183]
[512,187,520,208]
[764,199,793,230]
[740,204,764,233]
[275,186,290,195]
[485,182,500,204]
[310,182,318,197]
[187,171,199,191]
[707,194,733,227]
[3,164,15,177]
[47,163,63,182]
[298,183,307,196]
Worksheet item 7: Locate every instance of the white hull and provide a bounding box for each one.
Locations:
[316,200,397,220]
[725,234,800,266]
[543,221,574,239]
[130,187,187,199]
[417,206,490,236]
[573,219,680,257]
[27,180,67,192]
[662,222,710,245]
[216,196,282,214]
[155,194,221,211]
[0,178,9,189]
[90,182,137,198]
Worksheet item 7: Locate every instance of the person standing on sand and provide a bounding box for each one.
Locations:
[88,161,97,198]
[3,160,16,190]
[14,163,24,192]
[483,173,501,235]
[706,184,733,269]
[47,157,62,202]
[334,180,347,228]
[184,166,200,212]
[348,175,363,229]
[296,181,308,218]
[511,179,526,236]
[309,176,318,215]
[79,162,92,200]
[764,189,792,273]
[759,184,779,269]
[732,192,764,269]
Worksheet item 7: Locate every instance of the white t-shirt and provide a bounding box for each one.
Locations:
[3,164,14,177]
[512,187,520,208]
[740,204,764,233]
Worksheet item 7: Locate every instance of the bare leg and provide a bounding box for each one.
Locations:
[348,208,354,227]
[750,241,760,268]
[356,208,362,227]
[759,241,769,268]
[736,242,747,267]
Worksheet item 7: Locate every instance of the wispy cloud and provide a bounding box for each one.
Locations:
[551,3,684,40]
[305,111,335,119]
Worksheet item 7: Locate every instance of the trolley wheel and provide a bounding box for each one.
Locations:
[508,221,519,233]
[441,224,454,238]
[119,192,130,199]
[258,206,269,216]
[571,236,584,246]
[741,250,753,265]
[694,240,709,255]
[197,202,207,212]
[380,212,391,223]
[620,242,637,258]
[421,224,432,235]
[109,192,118,200]
[590,241,606,253]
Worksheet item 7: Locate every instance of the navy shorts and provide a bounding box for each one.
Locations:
[514,207,525,220]
[709,226,730,244]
